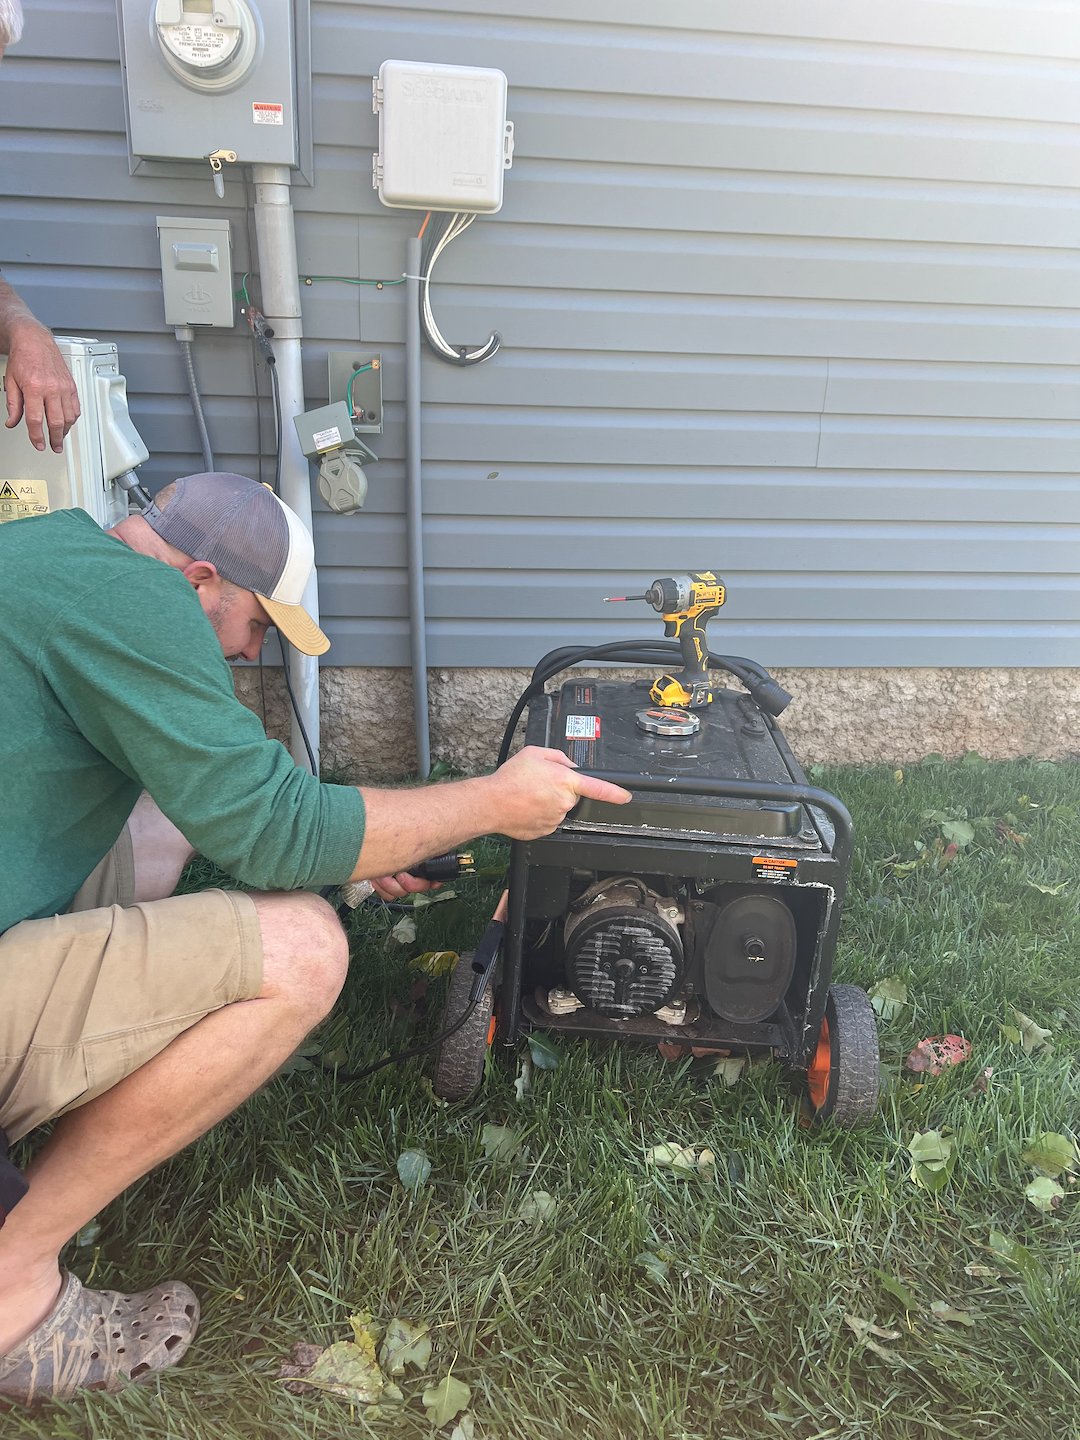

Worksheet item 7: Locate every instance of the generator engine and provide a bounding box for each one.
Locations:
[563,878,683,1018]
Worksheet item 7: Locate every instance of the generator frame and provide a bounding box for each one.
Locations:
[432,640,879,1125]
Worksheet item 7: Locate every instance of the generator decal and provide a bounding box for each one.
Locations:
[565,712,600,766]
[0,479,49,525]
[752,855,798,883]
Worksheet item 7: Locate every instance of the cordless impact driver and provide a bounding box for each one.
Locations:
[606,571,726,708]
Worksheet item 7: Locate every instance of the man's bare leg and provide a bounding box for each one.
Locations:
[0,890,348,1354]
[127,791,196,902]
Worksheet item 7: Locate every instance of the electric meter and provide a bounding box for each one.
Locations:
[153,0,260,91]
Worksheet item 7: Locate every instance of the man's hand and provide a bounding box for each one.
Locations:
[484,746,632,840]
[5,320,80,453]
[348,749,631,886]
[369,872,439,902]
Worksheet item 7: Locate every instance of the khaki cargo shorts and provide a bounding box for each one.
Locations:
[0,828,263,1143]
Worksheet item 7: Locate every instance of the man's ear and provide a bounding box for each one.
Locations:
[181,560,220,591]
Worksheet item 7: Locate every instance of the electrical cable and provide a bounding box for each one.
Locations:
[302,274,404,289]
[176,334,215,472]
[417,211,501,366]
[313,919,505,1084]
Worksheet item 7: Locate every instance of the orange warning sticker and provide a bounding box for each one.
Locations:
[752,855,798,882]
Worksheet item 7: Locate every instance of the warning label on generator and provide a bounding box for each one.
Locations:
[752,855,798,883]
[0,479,49,524]
[565,714,601,740]
[252,103,284,126]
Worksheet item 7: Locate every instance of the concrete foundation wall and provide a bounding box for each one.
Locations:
[234,667,1080,780]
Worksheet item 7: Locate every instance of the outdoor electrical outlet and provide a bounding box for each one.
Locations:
[326,352,383,433]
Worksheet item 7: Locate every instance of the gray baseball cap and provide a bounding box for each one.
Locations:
[145,472,329,656]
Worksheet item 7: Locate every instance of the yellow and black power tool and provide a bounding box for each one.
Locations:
[606,571,726,708]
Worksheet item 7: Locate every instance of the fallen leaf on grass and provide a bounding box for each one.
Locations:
[378,1318,432,1375]
[1021,1132,1079,1178]
[907,1130,956,1192]
[645,1142,698,1172]
[868,977,908,1021]
[1025,1177,1065,1213]
[928,1301,975,1326]
[634,1250,670,1283]
[988,1229,1039,1277]
[411,887,457,910]
[526,1032,560,1070]
[844,1315,902,1342]
[411,949,458,977]
[904,1035,972,1075]
[397,1148,432,1191]
[513,1055,532,1100]
[284,1337,384,1405]
[1025,880,1068,896]
[872,1268,919,1312]
[517,1190,557,1223]
[713,1056,747,1086]
[482,1123,522,1162]
[450,1415,477,1440]
[1012,1010,1053,1055]
[423,1374,471,1427]
[389,916,417,946]
[964,1264,1000,1280]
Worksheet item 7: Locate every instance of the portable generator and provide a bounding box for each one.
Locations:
[432,574,880,1127]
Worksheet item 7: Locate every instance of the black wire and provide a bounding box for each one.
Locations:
[313,919,504,1083]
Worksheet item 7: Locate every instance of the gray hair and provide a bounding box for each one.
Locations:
[0,0,23,47]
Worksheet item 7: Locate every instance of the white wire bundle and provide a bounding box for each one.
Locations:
[420,213,501,365]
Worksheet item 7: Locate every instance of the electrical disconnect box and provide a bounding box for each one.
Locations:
[117,0,307,170]
[0,339,149,530]
[373,60,514,213]
[157,216,235,327]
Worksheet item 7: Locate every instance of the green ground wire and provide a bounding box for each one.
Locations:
[347,362,375,414]
[303,274,405,288]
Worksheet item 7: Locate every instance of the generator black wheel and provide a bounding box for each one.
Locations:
[803,984,879,1128]
[431,953,495,1102]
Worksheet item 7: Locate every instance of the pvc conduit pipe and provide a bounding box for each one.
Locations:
[251,164,320,769]
[404,236,431,779]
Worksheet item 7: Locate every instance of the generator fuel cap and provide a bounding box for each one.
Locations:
[635,706,700,737]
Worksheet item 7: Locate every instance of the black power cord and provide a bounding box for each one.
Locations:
[313,918,505,1084]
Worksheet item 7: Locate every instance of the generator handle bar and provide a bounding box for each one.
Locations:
[499,640,791,767]
[580,770,853,871]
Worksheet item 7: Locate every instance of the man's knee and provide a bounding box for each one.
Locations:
[251,892,349,1020]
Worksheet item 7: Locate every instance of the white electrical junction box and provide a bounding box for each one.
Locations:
[373,60,514,213]
[0,338,149,530]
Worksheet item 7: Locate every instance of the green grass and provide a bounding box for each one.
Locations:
[8,759,1080,1439]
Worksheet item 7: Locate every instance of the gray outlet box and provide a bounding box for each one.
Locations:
[117,0,309,172]
[326,352,383,433]
[157,217,235,327]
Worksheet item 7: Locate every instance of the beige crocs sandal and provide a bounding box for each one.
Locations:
[0,1272,199,1405]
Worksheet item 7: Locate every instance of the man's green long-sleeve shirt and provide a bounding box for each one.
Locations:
[0,508,364,932]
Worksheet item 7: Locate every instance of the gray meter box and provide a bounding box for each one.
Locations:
[157,216,235,327]
[117,1,310,172]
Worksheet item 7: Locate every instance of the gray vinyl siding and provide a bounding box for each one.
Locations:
[3,1,1078,666]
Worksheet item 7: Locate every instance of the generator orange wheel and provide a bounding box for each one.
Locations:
[806,1016,833,1113]
[802,985,880,1128]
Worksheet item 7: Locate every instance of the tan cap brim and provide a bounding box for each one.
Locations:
[257,594,331,657]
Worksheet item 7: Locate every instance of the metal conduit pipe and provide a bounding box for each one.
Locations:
[251,163,321,769]
[175,327,215,473]
[405,235,431,778]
